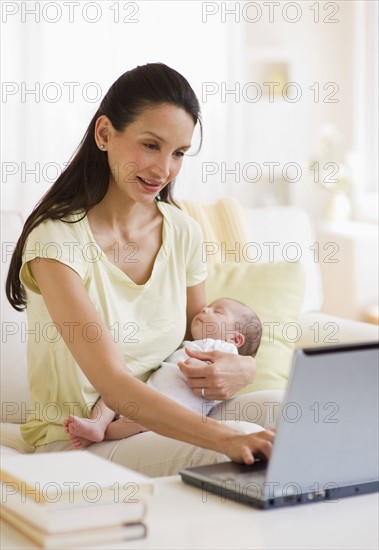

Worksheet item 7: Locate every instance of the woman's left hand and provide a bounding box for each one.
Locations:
[178,348,256,401]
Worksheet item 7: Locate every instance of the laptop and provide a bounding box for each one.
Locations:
[180,341,379,509]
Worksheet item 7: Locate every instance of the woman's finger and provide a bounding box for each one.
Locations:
[178,360,209,379]
[183,347,216,362]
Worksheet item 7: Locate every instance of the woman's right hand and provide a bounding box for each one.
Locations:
[223,429,275,465]
[179,347,256,401]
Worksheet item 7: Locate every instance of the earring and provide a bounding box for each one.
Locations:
[99,144,105,150]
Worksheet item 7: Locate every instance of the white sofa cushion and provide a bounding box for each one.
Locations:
[244,206,323,314]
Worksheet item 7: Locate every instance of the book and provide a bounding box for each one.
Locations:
[0,482,146,533]
[1,505,147,549]
[0,451,154,507]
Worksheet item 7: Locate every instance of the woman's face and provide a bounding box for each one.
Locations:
[97,103,195,204]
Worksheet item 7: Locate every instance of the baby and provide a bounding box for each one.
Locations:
[64,298,262,449]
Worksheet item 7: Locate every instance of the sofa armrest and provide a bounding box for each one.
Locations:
[297,313,379,348]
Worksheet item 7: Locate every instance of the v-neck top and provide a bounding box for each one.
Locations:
[19,201,207,446]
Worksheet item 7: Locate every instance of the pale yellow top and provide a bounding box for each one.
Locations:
[19,201,207,447]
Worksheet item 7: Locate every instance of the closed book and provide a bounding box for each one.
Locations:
[1,505,147,549]
[0,451,154,507]
[0,482,146,533]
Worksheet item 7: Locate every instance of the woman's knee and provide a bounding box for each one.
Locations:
[86,431,228,477]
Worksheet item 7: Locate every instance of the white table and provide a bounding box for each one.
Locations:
[1,475,378,549]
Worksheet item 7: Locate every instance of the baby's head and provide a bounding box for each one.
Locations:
[190,298,262,356]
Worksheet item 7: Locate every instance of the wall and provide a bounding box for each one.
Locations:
[2,1,235,215]
[236,1,356,215]
[1,1,377,220]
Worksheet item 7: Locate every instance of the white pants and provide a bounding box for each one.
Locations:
[35,390,284,477]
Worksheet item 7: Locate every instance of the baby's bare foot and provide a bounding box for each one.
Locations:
[69,433,94,450]
[63,417,70,433]
[65,414,106,443]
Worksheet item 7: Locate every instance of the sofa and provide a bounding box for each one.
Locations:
[1,203,378,462]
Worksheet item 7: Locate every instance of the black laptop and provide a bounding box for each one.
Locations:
[180,342,379,509]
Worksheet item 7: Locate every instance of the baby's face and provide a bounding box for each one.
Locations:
[190,299,240,341]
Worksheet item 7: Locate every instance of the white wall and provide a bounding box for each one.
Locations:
[231,0,356,214]
[2,1,235,215]
[1,1,378,220]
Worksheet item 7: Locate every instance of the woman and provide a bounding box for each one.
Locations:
[7,63,278,475]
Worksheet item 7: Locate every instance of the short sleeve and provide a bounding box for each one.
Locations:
[185,217,208,287]
[20,217,89,294]
[213,340,239,355]
[194,338,238,355]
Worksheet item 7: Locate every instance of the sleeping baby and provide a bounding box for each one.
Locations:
[64,297,262,448]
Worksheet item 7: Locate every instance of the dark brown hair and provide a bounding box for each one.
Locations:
[227,298,263,357]
[6,63,202,311]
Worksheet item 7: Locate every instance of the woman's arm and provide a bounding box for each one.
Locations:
[29,258,271,463]
[185,282,206,340]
